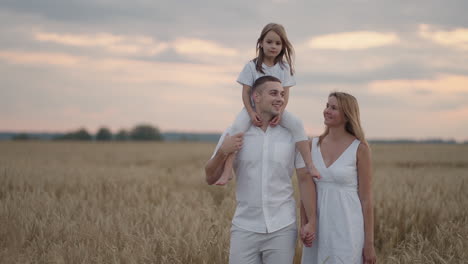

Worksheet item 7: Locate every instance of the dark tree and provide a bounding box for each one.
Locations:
[130,124,162,141]
[96,127,113,141]
[12,133,34,140]
[55,128,93,141]
[115,129,130,141]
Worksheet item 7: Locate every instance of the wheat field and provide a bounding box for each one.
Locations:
[0,141,467,264]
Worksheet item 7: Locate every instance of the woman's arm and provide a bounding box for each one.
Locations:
[357,143,377,263]
[297,167,317,247]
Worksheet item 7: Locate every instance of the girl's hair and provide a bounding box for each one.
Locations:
[318,92,368,146]
[254,23,295,76]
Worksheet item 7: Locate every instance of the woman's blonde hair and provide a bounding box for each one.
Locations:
[318,92,368,146]
[254,23,294,76]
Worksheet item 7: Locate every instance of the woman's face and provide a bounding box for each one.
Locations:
[323,96,346,127]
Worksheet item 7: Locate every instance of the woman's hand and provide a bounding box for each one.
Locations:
[362,243,376,264]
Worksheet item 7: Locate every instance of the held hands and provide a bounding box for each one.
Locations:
[300,222,316,248]
[219,132,244,156]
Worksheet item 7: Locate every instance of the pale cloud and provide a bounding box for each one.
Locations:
[34,31,169,56]
[0,50,82,66]
[419,24,468,50]
[368,74,468,95]
[173,38,239,57]
[33,30,240,61]
[308,31,399,50]
[0,49,237,87]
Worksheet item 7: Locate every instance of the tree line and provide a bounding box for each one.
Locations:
[13,124,162,141]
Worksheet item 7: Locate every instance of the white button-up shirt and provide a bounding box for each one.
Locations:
[213,125,305,233]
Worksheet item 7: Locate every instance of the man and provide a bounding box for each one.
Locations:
[205,75,317,264]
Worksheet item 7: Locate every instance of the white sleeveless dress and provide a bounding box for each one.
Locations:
[301,137,364,264]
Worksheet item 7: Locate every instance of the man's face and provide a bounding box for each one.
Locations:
[254,81,285,117]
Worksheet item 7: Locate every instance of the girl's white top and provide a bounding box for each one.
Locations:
[237,60,296,87]
[301,137,365,264]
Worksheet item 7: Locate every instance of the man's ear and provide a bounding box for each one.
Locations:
[252,91,261,103]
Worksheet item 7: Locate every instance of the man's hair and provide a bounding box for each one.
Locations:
[251,75,282,95]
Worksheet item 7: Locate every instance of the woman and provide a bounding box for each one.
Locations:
[301,92,377,264]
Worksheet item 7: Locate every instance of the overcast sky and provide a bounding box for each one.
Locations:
[1,0,467,141]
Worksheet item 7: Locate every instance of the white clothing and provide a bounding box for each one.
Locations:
[231,60,307,142]
[229,223,297,264]
[212,125,306,233]
[237,60,296,88]
[301,137,364,264]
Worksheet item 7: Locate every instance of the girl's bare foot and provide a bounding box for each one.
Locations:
[214,169,233,185]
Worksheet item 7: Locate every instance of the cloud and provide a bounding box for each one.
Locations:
[172,38,239,57]
[31,30,240,62]
[307,31,400,50]
[34,31,169,56]
[368,74,468,95]
[0,49,238,87]
[419,24,468,50]
[0,50,82,66]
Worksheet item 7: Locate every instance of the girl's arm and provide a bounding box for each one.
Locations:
[357,143,377,263]
[242,84,254,113]
[282,86,291,112]
[242,84,262,126]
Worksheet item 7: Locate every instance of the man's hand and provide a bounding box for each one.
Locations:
[249,111,262,127]
[219,132,244,156]
[300,222,316,248]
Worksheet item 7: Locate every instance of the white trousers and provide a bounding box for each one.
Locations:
[229,223,297,264]
[231,108,308,142]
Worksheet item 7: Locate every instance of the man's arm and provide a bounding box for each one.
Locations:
[205,132,243,185]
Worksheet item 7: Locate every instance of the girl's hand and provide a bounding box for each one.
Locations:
[362,244,376,264]
[249,112,262,127]
[269,112,282,127]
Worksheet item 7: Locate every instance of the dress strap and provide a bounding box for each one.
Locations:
[349,139,361,159]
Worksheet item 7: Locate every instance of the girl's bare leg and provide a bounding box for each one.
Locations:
[215,153,235,185]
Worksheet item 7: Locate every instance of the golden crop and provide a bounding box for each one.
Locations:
[0,142,467,263]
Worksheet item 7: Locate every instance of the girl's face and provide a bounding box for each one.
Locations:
[323,96,346,127]
[261,30,283,59]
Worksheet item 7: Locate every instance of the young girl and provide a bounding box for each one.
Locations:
[215,23,320,185]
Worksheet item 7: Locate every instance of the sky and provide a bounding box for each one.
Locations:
[1,0,467,141]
